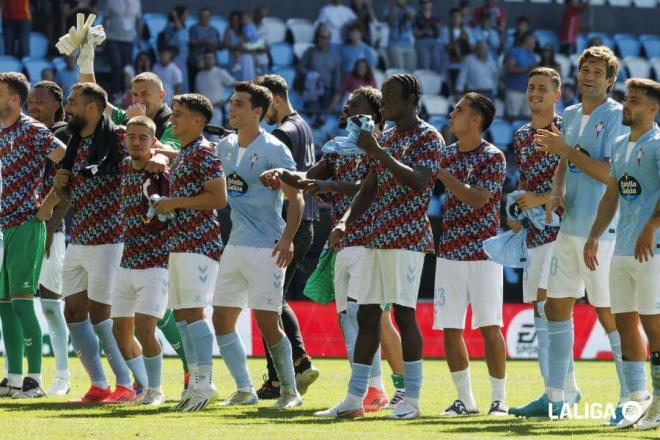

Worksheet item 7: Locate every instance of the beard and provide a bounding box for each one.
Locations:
[66,114,87,134]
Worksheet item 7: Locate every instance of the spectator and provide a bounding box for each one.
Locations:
[152,46,183,103]
[538,44,561,75]
[104,0,142,99]
[385,0,417,70]
[459,0,473,28]
[55,53,80,98]
[413,0,442,71]
[340,21,377,73]
[297,24,342,112]
[440,8,474,92]
[556,81,578,115]
[504,31,538,119]
[350,0,376,44]
[41,68,55,82]
[134,51,154,75]
[189,7,222,84]
[159,5,190,92]
[224,10,257,81]
[134,22,156,63]
[507,16,530,52]
[560,0,588,55]
[472,0,506,32]
[316,0,357,50]
[253,6,271,75]
[329,58,376,111]
[2,0,32,59]
[455,41,499,100]
[195,50,236,108]
[471,12,501,55]
[121,65,136,108]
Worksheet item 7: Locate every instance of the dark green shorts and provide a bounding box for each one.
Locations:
[0,217,46,299]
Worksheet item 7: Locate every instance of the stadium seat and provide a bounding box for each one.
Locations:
[23,58,53,83]
[624,56,651,78]
[529,0,552,3]
[269,42,294,67]
[272,65,296,86]
[373,68,385,88]
[587,32,614,49]
[534,29,560,52]
[555,53,572,79]
[289,90,303,109]
[494,99,505,119]
[385,68,406,77]
[210,15,228,39]
[650,57,660,80]
[51,56,66,72]
[29,32,49,59]
[142,13,167,40]
[641,38,660,59]
[608,0,632,5]
[510,119,527,132]
[428,115,449,132]
[216,49,231,67]
[413,69,443,95]
[488,119,514,150]
[576,34,588,54]
[261,17,287,45]
[286,18,315,44]
[613,34,641,57]
[293,42,313,61]
[420,94,449,116]
[0,56,23,73]
[633,0,658,6]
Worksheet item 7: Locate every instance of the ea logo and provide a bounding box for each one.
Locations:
[621,400,642,422]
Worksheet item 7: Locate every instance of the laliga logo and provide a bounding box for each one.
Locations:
[548,401,641,421]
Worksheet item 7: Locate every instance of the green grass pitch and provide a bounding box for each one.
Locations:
[0,357,656,439]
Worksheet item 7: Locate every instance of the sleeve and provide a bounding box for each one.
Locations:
[198,149,225,183]
[474,151,506,193]
[220,69,235,85]
[111,107,128,125]
[413,132,443,175]
[602,111,628,159]
[316,152,335,176]
[272,128,293,150]
[270,142,297,172]
[608,159,616,178]
[39,126,65,157]
[173,66,183,85]
[511,132,522,168]
[159,123,180,150]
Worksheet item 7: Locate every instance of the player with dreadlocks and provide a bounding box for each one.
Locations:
[314,74,444,419]
[26,81,72,396]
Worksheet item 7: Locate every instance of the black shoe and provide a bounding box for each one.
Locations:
[256,375,280,400]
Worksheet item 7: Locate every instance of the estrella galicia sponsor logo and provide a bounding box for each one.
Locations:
[227,172,248,197]
[618,174,641,201]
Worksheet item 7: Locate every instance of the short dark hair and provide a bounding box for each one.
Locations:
[70,82,108,113]
[127,115,157,136]
[33,80,65,121]
[255,74,288,98]
[0,72,29,106]
[387,73,422,106]
[529,67,561,91]
[462,92,496,131]
[232,81,273,121]
[352,86,382,125]
[626,78,660,110]
[171,93,214,124]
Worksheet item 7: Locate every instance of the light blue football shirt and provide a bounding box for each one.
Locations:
[561,98,629,240]
[609,126,660,256]
[216,130,297,248]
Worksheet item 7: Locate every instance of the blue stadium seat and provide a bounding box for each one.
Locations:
[534,29,560,52]
[641,38,660,59]
[488,119,514,151]
[51,56,66,72]
[510,119,528,132]
[143,13,167,41]
[215,49,231,68]
[289,90,302,109]
[269,42,294,67]
[0,56,23,73]
[428,116,448,132]
[29,32,49,59]
[210,15,228,39]
[260,119,278,132]
[23,58,54,83]
[613,34,641,57]
[576,33,588,54]
[272,65,296,87]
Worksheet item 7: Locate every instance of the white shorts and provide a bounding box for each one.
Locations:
[547,232,614,307]
[111,267,169,319]
[522,241,556,303]
[62,243,124,305]
[610,255,660,315]
[39,232,66,294]
[358,249,425,309]
[334,246,366,313]
[168,253,219,310]
[433,258,503,330]
[213,245,285,313]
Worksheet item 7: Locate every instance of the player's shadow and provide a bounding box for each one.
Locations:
[0,401,173,418]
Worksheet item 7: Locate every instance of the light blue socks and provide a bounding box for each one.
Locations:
[217,332,252,392]
[93,319,131,388]
[68,319,107,389]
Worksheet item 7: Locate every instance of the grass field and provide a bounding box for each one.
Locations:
[0,357,656,439]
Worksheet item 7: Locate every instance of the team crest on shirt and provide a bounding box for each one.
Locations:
[249,153,259,169]
[637,149,644,165]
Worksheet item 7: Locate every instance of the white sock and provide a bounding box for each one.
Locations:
[564,369,579,394]
[368,375,385,392]
[188,364,198,390]
[343,393,363,408]
[546,386,564,402]
[8,374,22,388]
[450,368,476,410]
[196,364,213,390]
[489,375,506,403]
[56,369,70,380]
